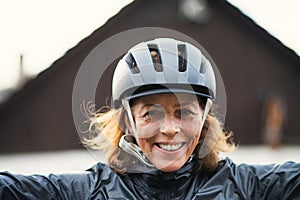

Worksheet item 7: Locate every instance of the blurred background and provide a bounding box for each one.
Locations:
[0,0,299,174]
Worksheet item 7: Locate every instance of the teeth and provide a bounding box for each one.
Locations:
[158,143,183,151]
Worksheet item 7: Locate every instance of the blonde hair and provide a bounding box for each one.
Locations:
[82,102,236,173]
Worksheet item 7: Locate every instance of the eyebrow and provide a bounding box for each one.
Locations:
[174,102,197,107]
[142,104,160,108]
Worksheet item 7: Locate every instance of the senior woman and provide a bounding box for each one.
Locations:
[0,38,299,199]
[84,37,234,174]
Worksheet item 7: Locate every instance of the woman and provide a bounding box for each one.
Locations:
[1,38,299,199]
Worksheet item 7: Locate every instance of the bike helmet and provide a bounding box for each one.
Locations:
[112,38,216,106]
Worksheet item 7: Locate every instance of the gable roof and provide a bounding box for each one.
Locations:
[1,0,299,110]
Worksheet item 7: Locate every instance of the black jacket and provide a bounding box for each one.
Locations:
[0,158,299,199]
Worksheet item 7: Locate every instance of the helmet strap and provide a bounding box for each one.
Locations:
[122,98,137,135]
[119,134,155,168]
[197,98,214,158]
[199,98,213,135]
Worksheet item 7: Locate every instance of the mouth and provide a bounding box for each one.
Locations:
[155,143,184,151]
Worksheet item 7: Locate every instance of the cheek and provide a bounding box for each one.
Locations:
[184,117,202,137]
[184,119,202,154]
[186,132,201,156]
[135,120,160,138]
[136,138,152,153]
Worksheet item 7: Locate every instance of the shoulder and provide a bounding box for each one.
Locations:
[0,162,119,199]
[82,162,123,191]
[220,157,300,180]
[86,162,116,178]
[201,157,300,199]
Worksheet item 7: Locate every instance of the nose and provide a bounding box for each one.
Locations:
[159,115,180,136]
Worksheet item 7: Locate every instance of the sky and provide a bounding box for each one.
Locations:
[227,0,300,56]
[0,0,133,90]
[0,0,299,90]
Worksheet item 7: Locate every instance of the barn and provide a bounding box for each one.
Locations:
[0,0,299,153]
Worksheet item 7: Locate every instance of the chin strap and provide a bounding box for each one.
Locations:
[119,134,155,168]
[199,98,212,134]
[122,99,137,135]
[197,98,214,158]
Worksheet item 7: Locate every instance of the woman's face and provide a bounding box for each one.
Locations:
[130,93,203,172]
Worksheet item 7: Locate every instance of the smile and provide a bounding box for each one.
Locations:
[157,143,184,151]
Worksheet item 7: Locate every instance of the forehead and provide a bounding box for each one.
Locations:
[131,93,199,106]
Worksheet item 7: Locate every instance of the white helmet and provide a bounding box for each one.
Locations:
[112,38,216,107]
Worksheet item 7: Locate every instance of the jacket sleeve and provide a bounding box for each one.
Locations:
[0,163,108,200]
[234,160,300,199]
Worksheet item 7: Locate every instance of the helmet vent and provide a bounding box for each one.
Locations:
[126,53,140,74]
[177,44,187,72]
[148,44,163,72]
[200,58,207,74]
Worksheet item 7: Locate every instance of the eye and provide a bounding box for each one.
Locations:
[144,109,164,121]
[181,109,195,115]
[175,108,195,119]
